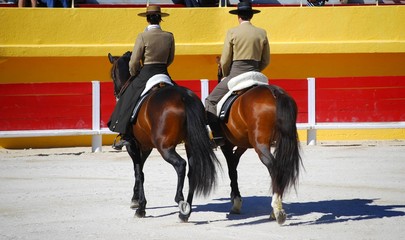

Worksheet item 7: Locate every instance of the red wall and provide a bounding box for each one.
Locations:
[0,83,93,131]
[271,79,308,123]
[316,76,405,122]
[0,80,207,131]
[1,76,403,131]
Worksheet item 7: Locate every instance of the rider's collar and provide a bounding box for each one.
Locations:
[145,24,161,31]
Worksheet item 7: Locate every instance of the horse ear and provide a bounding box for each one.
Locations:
[108,53,115,64]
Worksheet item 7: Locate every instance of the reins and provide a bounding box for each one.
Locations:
[116,75,135,99]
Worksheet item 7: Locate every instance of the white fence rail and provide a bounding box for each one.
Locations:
[0,79,404,151]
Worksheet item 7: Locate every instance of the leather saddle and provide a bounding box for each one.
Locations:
[217,71,269,122]
[130,74,173,123]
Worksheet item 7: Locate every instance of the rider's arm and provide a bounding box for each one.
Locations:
[129,34,145,76]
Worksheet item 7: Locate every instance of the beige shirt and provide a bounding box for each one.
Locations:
[129,26,175,76]
[220,21,270,77]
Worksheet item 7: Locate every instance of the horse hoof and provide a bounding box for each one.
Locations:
[230,196,242,214]
[135,209,146,218]
[271,210,286,225]
[178,213,189,223]
[130,200,139,209]
[230,207,241,214]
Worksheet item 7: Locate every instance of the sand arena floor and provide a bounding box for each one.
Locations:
[1,141,404,239]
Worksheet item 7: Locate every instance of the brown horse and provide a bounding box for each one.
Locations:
[108,52,220,222]
[217,79,302,225]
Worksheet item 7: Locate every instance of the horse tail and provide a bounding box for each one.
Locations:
[182,88,220,196]
[271,86,302,196]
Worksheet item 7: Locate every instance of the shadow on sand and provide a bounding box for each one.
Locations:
[192,196,405,226]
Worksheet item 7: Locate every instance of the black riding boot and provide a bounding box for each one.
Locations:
[206,112,225,147]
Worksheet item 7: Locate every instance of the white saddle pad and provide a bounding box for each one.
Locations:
[141,74,173,97]
[216,71,269,116]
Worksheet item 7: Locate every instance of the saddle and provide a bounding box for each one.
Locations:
[217,71,269,122]
[130,74,173,123]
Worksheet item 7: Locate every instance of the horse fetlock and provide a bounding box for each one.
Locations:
[230,196,242,214]
[271,194,282,210]
[130,200,139,209]
[175,194,185,204]
[178,213,189,223]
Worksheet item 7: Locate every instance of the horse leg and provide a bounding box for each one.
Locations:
[159,148,187,220]
[172,146,192,222]
[127,144,150,218]
[130,149,151,210]
[222,145,246,214]
[254,144,286,225]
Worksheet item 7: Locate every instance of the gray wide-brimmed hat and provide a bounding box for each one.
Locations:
[138,5,169,17]
[229,1,261,15]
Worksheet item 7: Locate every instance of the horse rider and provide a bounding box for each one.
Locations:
[108,5,176,150]
[205,0,270,146]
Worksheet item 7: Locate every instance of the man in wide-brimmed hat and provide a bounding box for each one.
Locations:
[205,0,270,147]
[108,5,175,150]
[129,5,172,76]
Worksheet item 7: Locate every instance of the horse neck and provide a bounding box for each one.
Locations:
[112,59,131,96]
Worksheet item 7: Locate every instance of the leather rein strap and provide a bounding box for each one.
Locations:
[117,75,135,99]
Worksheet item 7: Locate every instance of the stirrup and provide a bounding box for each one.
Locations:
[112,134,130,150]
[213,137,225,147]
[206,125,225,148]
[209,137,225,149]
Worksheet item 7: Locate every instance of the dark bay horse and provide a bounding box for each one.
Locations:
[108,52,220,222]
[217,76,302,225]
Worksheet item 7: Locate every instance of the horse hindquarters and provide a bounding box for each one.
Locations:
[149,87,219,197]
[244,86,301,224]
[144,87,219,222]
[234,86,302,224]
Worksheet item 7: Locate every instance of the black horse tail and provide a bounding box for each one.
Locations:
[271,86,302,197]
[182,88,220,196]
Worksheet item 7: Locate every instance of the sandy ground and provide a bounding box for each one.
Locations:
[0,141,404,240]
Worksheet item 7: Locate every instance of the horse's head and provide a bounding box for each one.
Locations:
[108,51,132,99]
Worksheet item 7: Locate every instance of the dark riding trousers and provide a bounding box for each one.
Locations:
[205,60,260,116]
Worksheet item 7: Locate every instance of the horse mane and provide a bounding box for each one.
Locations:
[123,51,132,59]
